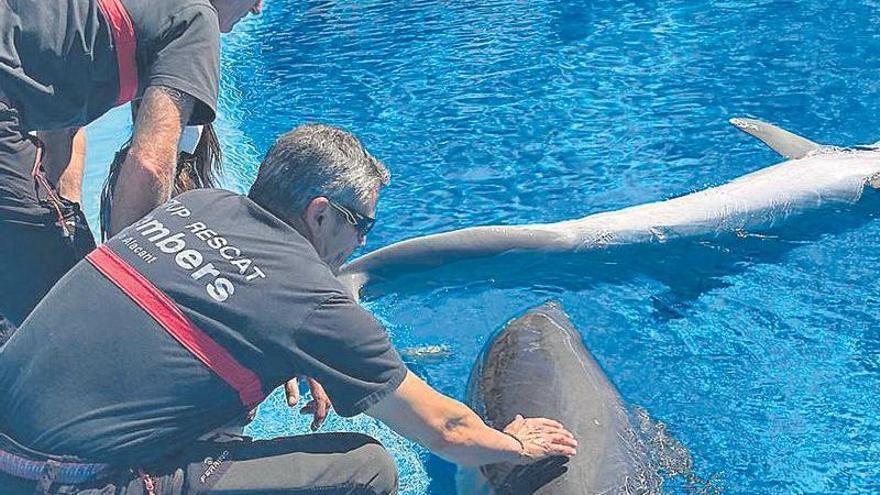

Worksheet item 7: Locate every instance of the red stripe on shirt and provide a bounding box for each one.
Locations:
[96,0,138,106]
[86,245,264,408]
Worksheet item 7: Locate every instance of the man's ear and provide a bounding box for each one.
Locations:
[303,197,331,236]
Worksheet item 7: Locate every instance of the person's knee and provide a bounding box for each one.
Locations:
[366,442,398,495]
[346,434,398,495]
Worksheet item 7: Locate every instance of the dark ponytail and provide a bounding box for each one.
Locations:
[99,124,223,240]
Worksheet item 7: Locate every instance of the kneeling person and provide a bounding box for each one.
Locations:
[0,124,576,494]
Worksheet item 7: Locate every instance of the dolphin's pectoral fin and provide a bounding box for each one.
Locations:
[729,118,823,159]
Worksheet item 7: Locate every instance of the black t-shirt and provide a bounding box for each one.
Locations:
[0,190,407,466]
[0,0,219,130]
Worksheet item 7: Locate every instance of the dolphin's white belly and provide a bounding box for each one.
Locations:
[558,150,879,248]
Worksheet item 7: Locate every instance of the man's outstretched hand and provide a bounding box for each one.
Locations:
[285,376,333,431]
[503,414,578,464]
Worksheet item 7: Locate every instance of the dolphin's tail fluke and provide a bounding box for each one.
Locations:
[729,117,823,159]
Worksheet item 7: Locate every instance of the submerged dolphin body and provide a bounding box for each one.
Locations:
[458,302,653,494]
[340,119,880,293]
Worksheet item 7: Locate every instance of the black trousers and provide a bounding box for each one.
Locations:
[0,433,399,495]
[0,100,95,333]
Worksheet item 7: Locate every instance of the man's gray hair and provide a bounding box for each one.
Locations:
[248,124,390,224]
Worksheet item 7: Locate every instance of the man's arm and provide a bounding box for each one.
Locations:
[367,370,577,467]
[37,127,86,203]
[109,86,194,235]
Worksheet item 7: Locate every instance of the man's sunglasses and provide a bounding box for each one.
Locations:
[328,199,376,236]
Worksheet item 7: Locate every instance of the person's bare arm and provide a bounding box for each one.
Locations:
[367,370,577,467]
[37,127,86,203]
[109,86,194,235]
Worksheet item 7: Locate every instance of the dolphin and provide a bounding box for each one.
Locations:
[340,118,880,294]
[457,301,656,494]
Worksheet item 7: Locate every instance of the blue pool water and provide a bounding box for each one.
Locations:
[81,1,880,493]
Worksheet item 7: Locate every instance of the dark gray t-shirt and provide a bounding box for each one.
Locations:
[0,190,407,466]
[0,0,219,130]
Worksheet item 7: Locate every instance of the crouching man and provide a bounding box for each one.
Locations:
[0,124,576,494]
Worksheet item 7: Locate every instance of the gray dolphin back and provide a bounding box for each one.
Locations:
[461,302,650,494]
